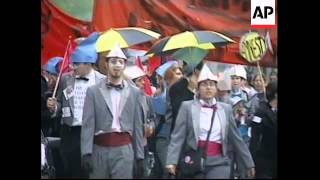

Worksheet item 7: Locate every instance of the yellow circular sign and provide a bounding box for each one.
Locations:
[239,32,267,63]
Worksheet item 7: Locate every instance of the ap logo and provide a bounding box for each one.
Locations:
[251,0,276,28]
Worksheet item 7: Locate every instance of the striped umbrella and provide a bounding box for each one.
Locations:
[96,27,161,52]
[146,30,235,56]
[171,47,210,67]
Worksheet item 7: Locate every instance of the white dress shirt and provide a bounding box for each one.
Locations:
[110,88,122,132]
[72,70,96,126]
[198,98,222,143]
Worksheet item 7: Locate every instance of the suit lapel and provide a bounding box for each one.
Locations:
[191,100,201,143]
[119,81,131,116]
[216,103,227,141]
[99,82,113,117]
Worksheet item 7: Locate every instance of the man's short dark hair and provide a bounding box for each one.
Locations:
[184,61,204,77]
[266,81,277,102]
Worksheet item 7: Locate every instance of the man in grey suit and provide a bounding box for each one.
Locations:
[166,64,255,179]
[80,45,145,179]
[46,33,105,178]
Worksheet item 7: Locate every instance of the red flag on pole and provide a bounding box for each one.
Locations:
[148,56,161,75]
[136,57,153,96]
[52,37,75,98]
[136,56,144,70]
[60,39,77,74]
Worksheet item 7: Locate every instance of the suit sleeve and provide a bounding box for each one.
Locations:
[246,96,260,125]
[133,92,145,160]
[227,105,255,169]
[146,96,156,129]
[166,102,188,165]
[169,85,180,123]
[81,87,95,156]
[41,80,52,129]
[53,75,65,118]
[249,108,264,160]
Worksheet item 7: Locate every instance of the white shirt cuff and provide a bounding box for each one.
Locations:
[252,116,262,123]
[51,105,58,118]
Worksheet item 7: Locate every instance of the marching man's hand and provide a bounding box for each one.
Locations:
[247,168,255,178]
[144,125,154,138]
[82,154,93,173]
[47,97,57,112]
[166,164,176,175]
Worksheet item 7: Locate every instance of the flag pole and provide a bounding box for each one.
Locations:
[52,37,72,98]
[256,61,266,99]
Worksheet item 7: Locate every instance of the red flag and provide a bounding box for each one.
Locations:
[136,57,153,96]
[148,56,161,75]
[52,38,76,97]
[135,56,144,70]
[60,39,77,73]
[143,76,153,96]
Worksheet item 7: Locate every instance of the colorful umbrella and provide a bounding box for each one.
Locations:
[96,27,161,52]
[146,30,234,55]
[171,47,209,67]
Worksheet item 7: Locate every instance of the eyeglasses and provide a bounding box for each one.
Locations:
[107,58,126,65]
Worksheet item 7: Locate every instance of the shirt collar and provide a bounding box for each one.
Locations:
[199,98,217,106]
[232,88,241,95]
[85,69,95,79]
[105,77,128,88]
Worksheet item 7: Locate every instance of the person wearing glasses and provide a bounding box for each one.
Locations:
[80,45,146,178]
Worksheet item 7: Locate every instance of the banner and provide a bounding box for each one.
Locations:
[42,0,277,67]
[92,0,277,67]
[41,0,91,65]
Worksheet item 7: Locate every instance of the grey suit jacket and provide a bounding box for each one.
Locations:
[55,70,106,126]
[81,78,145,160]
[127,82,156,129]
[166,99,255,169]
[142,95,156,130]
